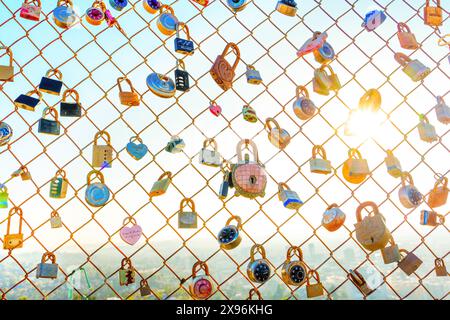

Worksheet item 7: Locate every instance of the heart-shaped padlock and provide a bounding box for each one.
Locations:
[120,217,142,245]
[217,216,242,250]
[126,136,148,160]
[146,72,176,98]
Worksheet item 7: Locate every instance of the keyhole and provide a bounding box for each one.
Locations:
[249,175,257,185]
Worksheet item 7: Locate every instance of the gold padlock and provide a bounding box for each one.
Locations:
[397,22,419,50]
[50,211,62,229]
[398,249,422,276]
[355,201,391,252]
[385,149,402,178]
[358,89,381,112]
[424,0,442,27]
[178,197,197,229]
[427,175,448,208]
[306,269,324,298]
[342,148,370,184]
[265,118,291,149]
[0,46,14,81]
[3,207,24,250]
[381,236,401,264]
[417,114,438,143]
[92,130,113,168]
[117,76,140,106]
[435,258,448,277]
[281,246,308,287]
[310,145,332,174]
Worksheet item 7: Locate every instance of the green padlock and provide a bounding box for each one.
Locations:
[149,171,172,198]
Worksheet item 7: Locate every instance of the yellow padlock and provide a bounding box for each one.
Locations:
[342,148,370,184]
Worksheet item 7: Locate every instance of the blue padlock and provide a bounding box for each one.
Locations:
[0,121,13,146]
[362,10,386,32]
[227,0,247,12]
[174,22,194,55]
[14,90,42,111]
[38,107,60,136]
[126,136,148,160]
[36,252,59,279]
[39,69,63,95]
[109,0,128,11]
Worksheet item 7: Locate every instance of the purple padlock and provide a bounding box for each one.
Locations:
[86,3,105,26]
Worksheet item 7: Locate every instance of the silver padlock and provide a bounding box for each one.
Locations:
[36,252,59,279]
[398,249,423,276]
[435,96,450,124]
[246,65,262,85]
[50,211,62,228]
[394,52,430,82]
[398,172,423,208]
[199,138,221,167]
[417,114,438,143]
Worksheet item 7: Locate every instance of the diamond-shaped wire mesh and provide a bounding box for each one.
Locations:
[0,0,449,300]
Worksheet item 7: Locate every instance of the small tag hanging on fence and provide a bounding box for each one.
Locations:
[119,258,136,286]
[85,170,110,207]
[398,249,422,276]
[126,136,148,160]
[306,270,324,298]
[293,86,317,120]
[20,0,42,21]
[178,198,197,229]
[246,65,262,84]
[265,118,291,149]
[157,5,178,36]
[0,46,14,81]
[36,252,59,279]
[199,138,221,167]
[120,217,142,245]
[342,148,370,184]
[310,145,332,174]
[50,211,62,228]
[0,185,9,209]
[175,59,190,92]
[394,53,430,82]
[149,171,172,197]
[140,279,152,297]
[276,0,297,17]
[60,89,82,117]
[420,210,445,227]
[428,175,448,208]
[424,0,442,27]
[398,172,423,208]
[217,216,242,250]
[53,0,80,29]
[210,42,240,91]
[355,202,391,251]
[277,182,302,210]
[385,149,402,178]
[38,107,61,135]
[362,9,386,31]
[247,244,271,284]
[117,77,140,106]
[39,69,63,95]
[49,169,69,199]
[92,130,113,168]
[322,203,346,232]
[174,22,194,55]
[3,207,24,250]
[435,258,448,277]
[381,236,402,264]
[397,22,419,50]
[435,96,450,124]
[281,246,308,286]
[348,269,374,296]
[143,0,161,14]
[14,90,42,111]
[417,114,438,143]
[189,261,213,300]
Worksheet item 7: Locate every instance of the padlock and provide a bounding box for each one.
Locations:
[231,139,267,199]
[322,64,341,91]
[140,279,152,297]
[0,121,13,146]
[3,207,24,250]
[36,252,59,279]
[322,203,346,232]
[199,138,221,167]
[67,267,91,300]
[312,68,332,96]
[117,77,140,106]
[109,0,127,11]
[165,136,185,153]
[394,53,430,82]
[265,118,291,149]
[358,89,381,112]
[86,0,105,25]
[347,269,374,296]
[398,172,423,208]
[14,89,42,111]
[143,0,161,14]
[397,22,419,50]
[0,185,8,208]
[50,211,62,228]
[209,100,222,117]
[435,96,450,124]
[157,5,178,36]
[242,105,258,123]
[218,161,232,199]
[104,7,120,28]
[247,288,263,300]
[60,88,82,117]
[293,86,317,120]
[178,197,197,229]
[149,171,172,197]
[247,244,271,284]
[355,201,391,251]
[428,176,449,208]
[175,59,190,92]
[398,249,422,276]
[38,107,60,135]
[342,148,370,184]
[306,270,324,298]
[417,114,438,143]
[189,261,213,300]
[92,130,113,168]
[381,237,402,264]
[119,258,136,286]
[20,0,42,21]
[227,0,247,12]
[39,69,63,95]
[85,170,110,207]
[120,217,142,245]
[385,149,402,178]
[246,65,262,85]
[297,31,328,58]
[126,136,148,160]
[174,22,194,55]
[190,0,209,7]
[313,40,335,65]
[435,258,448,277]
[146,72,176,98]
[281,246,308,286]
[210,42,240,91]
[217,216,242,250]
[361,10,386,32]
[276,0,297,17]
[420,210,445,227]
[53,0,80,29]
[0,46,14,81]
[424,0,442,27]
[437,35,450,64]
[18,166,31,181]
[278,182,303,210]
[49,169,69,199]
[310,145,332,174]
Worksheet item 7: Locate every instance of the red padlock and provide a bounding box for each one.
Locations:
[20,0,42,21]
[209,100,221,117]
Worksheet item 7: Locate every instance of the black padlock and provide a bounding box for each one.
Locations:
[38,107,60,135]
[175,59,190,92]
[39,69,63,95]
[14,89,42,111]
[60,88,82,117]
[174,22,194,55]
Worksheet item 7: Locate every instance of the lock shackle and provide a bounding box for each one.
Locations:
[397,22,411,34]
[248,288,263,300]
[437,34,450,47]
[220,160,231,174]
[54,168,67,179]
[121,257,133,269]
[140,278,150,288]
[435,258,446,268]
[176,22,191,40]
[57,0,73,7]
[221,42,240,73]
[312,145,327,160]
[25,89,43,100]
[117,76,136,93]
[419,113,430,124]
[45,69,63,80]
[0,46,13,67]
[387,235,396,246]
[176,59,186,71]
[325,203,338,211]
[86,169,105,185]
[192,261,209,277]
[42,107,59,122]
[93,130,111,146]
[6,207,23,235]
[295,85,309,99]
[394,52,411,67]
[157,171,172,181]
[246,65,256,71]
[236,139,259,163]
[91,0,106,10]
[203,138,218,150]
[180,197,195,212]
[249,244,266,261]
[51,210,60,218]
[225,215,242,229]
[426,0,440,7]
[398,248,411,260]
[0,185,7,193]
[265,117,281,132]
[356,201,380,222]
[129,136,143,144]
[306,269,320,285]
[122,216,137,226]
[436,96,445,105]
[62,88,79,103]
[23,0,42,6]
[320,63,336,75]
[41,252,57,264]
[286,246,303,262]
[359,89,381,112]
[386,149,396,158]
[348,148,363,160]
[159,4,174,15]
[433,175,448,190]
[277,182,291,193]
[400,172,414,187]
[348,269,365,286]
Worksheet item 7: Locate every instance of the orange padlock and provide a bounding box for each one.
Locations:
[427,176,449,208]
[397,22,419,50]
[424,0,442,27]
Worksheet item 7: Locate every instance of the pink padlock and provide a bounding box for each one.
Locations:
[20,0,42,21]
[104,9,116,27]
[209,100,221,117]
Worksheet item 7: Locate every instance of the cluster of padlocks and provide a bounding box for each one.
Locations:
[0,0,449,300]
